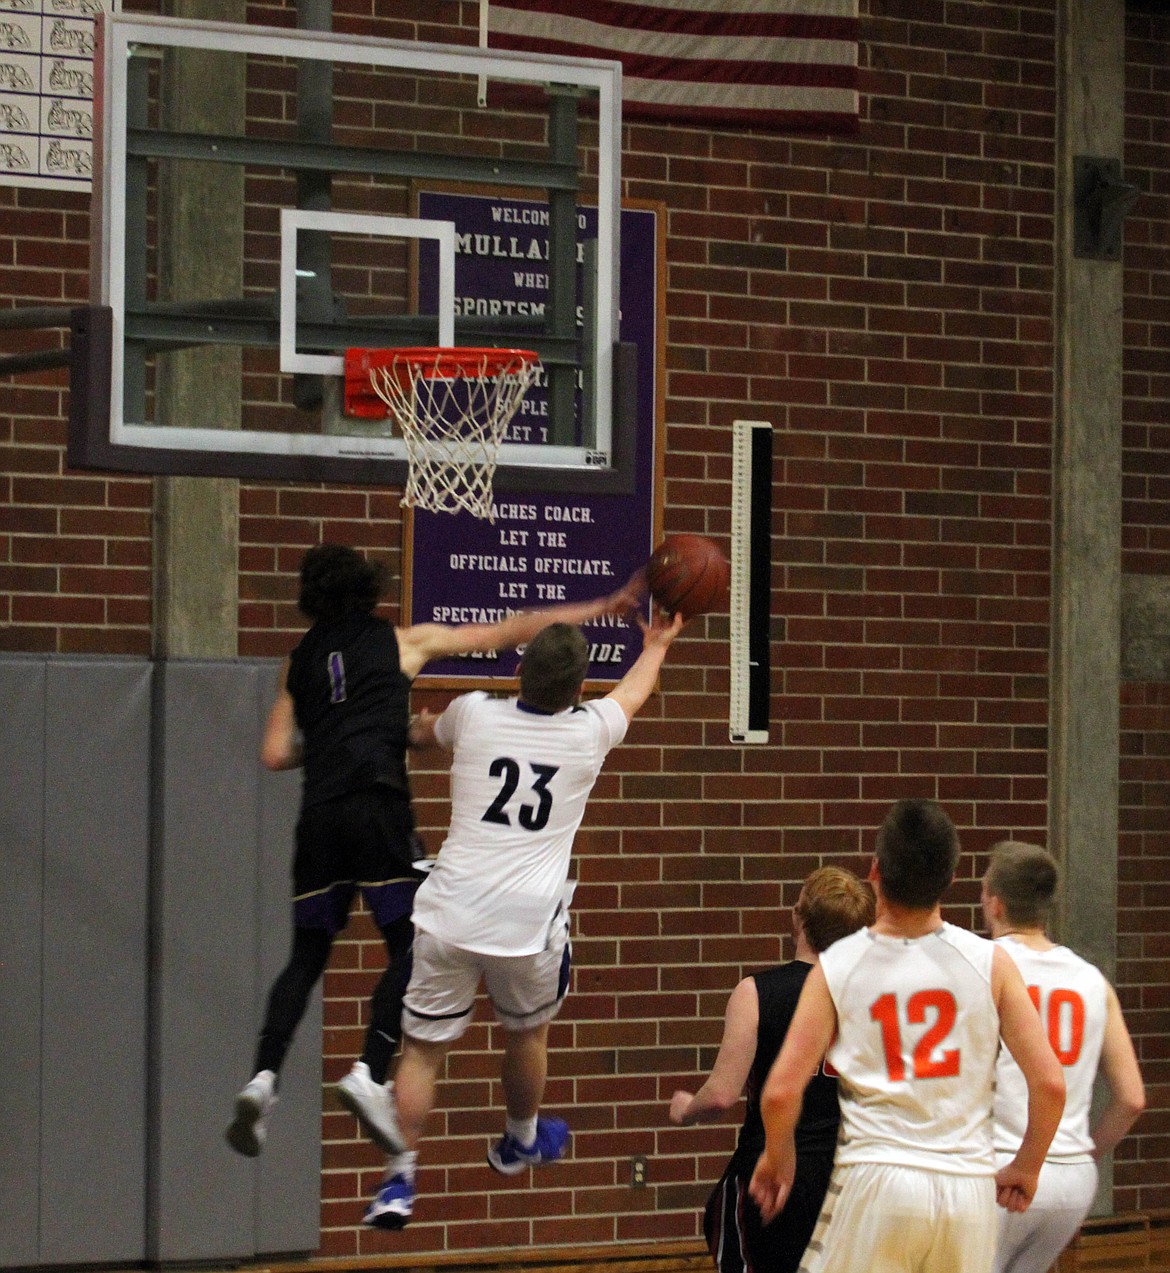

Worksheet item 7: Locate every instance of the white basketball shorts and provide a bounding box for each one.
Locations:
[993,1154,1098,1273]
[799,1161,998,1273]
[402,912,571,1044]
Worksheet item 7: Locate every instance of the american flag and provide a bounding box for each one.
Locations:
[486,0,859,133]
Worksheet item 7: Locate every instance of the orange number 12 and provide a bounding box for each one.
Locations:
[870,989,961,1081]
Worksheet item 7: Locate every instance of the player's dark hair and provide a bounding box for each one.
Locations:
[985,840,1058,927]
[519,623,590,712]
[298,543,387,622]
[875,798,960,909]
[796,867,875,952]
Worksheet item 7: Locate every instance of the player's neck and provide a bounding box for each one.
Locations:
[871,901,943,939]
[793,933,817,963]
[993,925,1055,951]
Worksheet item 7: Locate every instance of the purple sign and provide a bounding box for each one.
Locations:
[407,190,661,685]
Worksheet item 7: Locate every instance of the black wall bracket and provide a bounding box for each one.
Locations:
[1073,155,1142,261]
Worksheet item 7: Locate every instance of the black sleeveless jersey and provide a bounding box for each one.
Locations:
[735,960,840,1162]
[286,612,412,808]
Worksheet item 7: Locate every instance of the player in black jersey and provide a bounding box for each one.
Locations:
[669,868,875,1273]
[226,543,640,1158]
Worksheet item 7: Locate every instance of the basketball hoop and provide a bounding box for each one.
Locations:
[344,346,540,521]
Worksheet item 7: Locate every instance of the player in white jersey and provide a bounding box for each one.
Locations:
[750,799,1066,1273]
[361,608,683,1229]
[983,841,1145,1273]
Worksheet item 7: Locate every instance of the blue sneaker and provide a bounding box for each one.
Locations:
[362,1173,414,1230]
[487,1116,570,1175]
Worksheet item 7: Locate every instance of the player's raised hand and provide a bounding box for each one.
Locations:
[602,566,648,618]
[637,606,685,649]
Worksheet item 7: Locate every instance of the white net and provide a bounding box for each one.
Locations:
[367,348,539,522]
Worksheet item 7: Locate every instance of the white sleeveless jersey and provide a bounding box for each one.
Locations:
[822,923,1000,1175]
[410,692,628,956]
[992,937,1107,1162]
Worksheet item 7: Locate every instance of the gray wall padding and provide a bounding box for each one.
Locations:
[0,656,320,1269]
[252,669,324,1255]
[0,659,48,1269]
[40,660,152,1265]
[149,660,318,1263]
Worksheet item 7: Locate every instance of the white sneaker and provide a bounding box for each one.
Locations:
[336,1062,405,1154]
[225,1070,278,1157]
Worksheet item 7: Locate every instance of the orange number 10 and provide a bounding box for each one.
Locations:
[1026,985,1085,1066]
[870,989,961,1081]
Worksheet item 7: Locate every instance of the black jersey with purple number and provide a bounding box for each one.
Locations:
[287,612,412,808]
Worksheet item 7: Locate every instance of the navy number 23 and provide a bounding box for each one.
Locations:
[482,758,559,831]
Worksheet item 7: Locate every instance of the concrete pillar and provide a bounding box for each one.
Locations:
[152,0,246,658]
[1050,0,1127,1211]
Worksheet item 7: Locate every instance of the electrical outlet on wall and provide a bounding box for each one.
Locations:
[630,1155,648,1187]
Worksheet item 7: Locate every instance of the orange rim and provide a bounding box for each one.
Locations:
[347,346,539,379]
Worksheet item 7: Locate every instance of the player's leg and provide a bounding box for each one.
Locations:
[920,1171,998,1273]
[703,1166,748,1273]
[256,926,335,1074]
[363,930,480,1229]
[993,1160,1098,1273]
[226,804,350,1156]
[362,1034,449,1231]
[224,925,335,1157]
[363,911,414,1080]
[336,797,422,1151]
[746,1148,835,1273]
[482,907,572,1174]
[501,1022,550,1119]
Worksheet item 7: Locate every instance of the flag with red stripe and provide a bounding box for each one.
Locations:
[486,0,859,133]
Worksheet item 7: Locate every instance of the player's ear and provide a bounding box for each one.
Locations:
[866,857,879,883]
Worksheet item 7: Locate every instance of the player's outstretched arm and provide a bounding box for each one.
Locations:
[606,608,685,722]
[396,573,645,680]
[1090,981,1146,1158]
[993,946,1066,1212]
[749,964,836,1223]
[670,977,759,1126]
[260,658,303,771]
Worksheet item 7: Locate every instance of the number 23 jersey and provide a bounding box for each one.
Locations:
[411,692,628,956]
[821,923,1000,1175]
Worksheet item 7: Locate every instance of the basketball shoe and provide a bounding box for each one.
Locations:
[487,1115,570,1175]
[363,1172,414,1230]
[225,1070,277,1157]
[336,1062,405,1154]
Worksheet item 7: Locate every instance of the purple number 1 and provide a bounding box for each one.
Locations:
[328,651,346,703]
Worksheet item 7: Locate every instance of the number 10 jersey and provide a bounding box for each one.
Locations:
[992,936,1106,1163]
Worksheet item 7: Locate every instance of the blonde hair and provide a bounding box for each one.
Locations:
[796,867,876,952]
[985,840,1057,928]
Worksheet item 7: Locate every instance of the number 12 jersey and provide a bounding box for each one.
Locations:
[820,923,1000,1175]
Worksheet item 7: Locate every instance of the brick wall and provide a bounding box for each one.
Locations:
[2,0,1168,1255]
[1117,4,1170,1217]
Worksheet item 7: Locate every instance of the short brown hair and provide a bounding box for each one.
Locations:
[875,798,960,909]
[518,623,590,712]
[796,867,876,952]
[985,840,1058,927]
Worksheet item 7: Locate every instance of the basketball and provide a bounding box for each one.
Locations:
[644,534,731,620]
